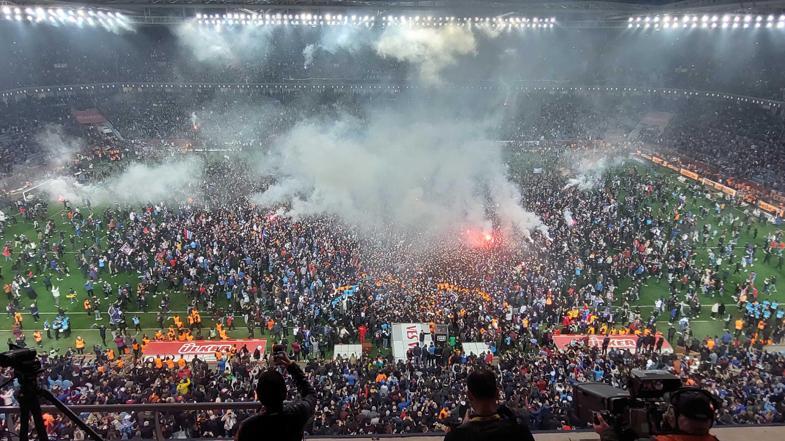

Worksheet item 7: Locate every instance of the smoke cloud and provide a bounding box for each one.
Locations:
[302,44,317,69]
[375,25,477,85]
[43,158,203,205]
[174,20,274,67]
[34,124,85,169]
[564,152,627,190]
[303,26,375,69]
[251,105,543,245]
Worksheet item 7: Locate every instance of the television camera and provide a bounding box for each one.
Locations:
[574,369,682,440]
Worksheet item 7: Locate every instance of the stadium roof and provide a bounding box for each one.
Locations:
[2,0,783,25]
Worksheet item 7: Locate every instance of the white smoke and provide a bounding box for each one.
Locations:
[43,158,203,205]
[174,20,274,67]
[375,25,477,85]
[564,154,627,191]
[563,208,576,227]
[303,27,374,69]
[251,108,543,245]
[34,125,85,169]
[303,44,317,69]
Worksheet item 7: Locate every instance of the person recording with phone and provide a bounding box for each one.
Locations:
[443,369,534,441]
[593,388,721,441]
[235,344,316,441]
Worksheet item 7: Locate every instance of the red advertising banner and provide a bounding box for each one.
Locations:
[143,339,267,360]
[552,334,673,353]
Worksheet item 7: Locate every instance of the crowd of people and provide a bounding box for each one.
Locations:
[0,84,783,439]
[640,99,785,193]
[0,135,783,438]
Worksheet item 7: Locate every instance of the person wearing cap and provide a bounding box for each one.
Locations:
[444,369,534,441]
[235,351,315,441]
[594,388,720,441]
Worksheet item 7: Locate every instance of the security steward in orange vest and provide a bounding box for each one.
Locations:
[594,388,721,441]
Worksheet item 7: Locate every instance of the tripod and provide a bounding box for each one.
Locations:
[0,348,104,441]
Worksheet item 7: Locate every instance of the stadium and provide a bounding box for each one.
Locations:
[1,0,785,439]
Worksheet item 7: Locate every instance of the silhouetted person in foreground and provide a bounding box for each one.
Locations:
[235,351,316,441]
[444,369,535,441]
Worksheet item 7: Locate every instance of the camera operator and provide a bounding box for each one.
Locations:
[593,388,720,441]
[444,369,534,441]
[235,349,316,441]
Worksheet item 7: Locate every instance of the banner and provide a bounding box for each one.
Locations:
[330,285,359,307]
[462,342,491,356]
[333,344,363,360]
[680,168,699,180]
[143,339,267,360]
[759,200,784,217]
[552,334,672,353]
[391,323,432,361]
